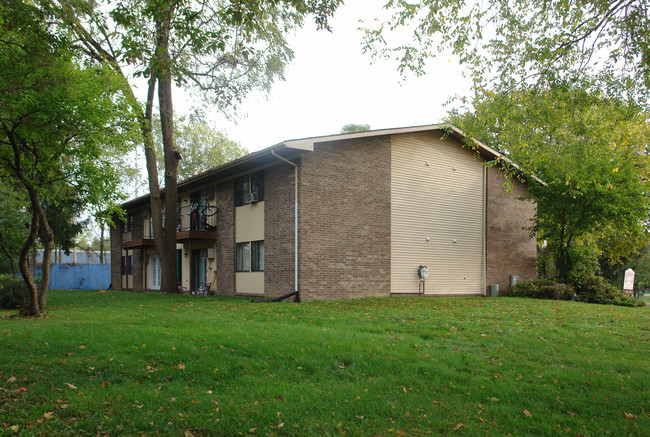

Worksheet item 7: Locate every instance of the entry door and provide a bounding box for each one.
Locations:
[149,253,161,290]
[191,249,206,291]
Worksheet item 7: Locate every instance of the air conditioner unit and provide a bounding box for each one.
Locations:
[244,191,259,204]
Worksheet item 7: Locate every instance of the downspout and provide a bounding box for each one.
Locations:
[271,149,299,300]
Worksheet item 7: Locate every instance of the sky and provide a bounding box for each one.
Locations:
[178,0,472,153]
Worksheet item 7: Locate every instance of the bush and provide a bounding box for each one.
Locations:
[508,278,574,301]
[0,274,30,312]
[574,276,645,307]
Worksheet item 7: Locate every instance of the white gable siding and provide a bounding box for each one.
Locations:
[391,132,485,295]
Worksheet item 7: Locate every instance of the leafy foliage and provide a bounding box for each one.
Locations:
[364,0,650,105]
[0,0,138,315]
[449,83,650,282]
[0,184,29,275]
[42,196,88,256]
[508,278,574,301]
[47,0,342,293]
[340,123,371,133]
[153,115,248,181]
[0,274,29,312]
[574,276,645,307]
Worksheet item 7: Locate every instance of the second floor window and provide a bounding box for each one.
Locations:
[123,214,133,233]
[236,172,264,206]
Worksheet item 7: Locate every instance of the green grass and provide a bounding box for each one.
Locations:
[1,291,648,436]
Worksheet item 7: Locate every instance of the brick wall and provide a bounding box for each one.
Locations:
[298,137,392,301]
[132,248,143,291]
[485,165,537,293]
[109,218,121,290]
[215,180,235,295]
[264,162,297,299]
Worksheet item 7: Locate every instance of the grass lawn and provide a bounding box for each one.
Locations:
[1,291,648,436]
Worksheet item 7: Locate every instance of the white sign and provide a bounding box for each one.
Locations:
[623,268,635,291]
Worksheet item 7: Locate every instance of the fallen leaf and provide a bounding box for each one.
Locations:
[489,397,500,402]
[623,412,635,421]
[16,387,27,393]
[10,425,19,432]
[278,422,284,428]
[453,423,464,431]
[43,412,54,420]
[64,383,77,390]
[567,410,577,416]
[78,345,87,349]
[177,364,186,370]
[523,409,532,418]
[6,376,16,383]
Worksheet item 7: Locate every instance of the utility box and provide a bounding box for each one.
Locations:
[490,284,499,297]
[510,275,519,287]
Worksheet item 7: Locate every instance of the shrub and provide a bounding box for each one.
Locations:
[574,276,645,307]
[508,278,574,301]
[0,274,30,312]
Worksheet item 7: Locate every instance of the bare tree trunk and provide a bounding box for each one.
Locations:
[56,2,182,293]
[154,4,181,293]
[99,222,105,264]
[37,212,53,311]
[18,187,46,316]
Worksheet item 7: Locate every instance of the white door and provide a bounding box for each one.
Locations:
[149,253,161,290]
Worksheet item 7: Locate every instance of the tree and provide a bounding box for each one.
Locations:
[341,123,371,134]
[0,1,137,316]
[48,0,342,293]
[42,195,88,258]
[0,182,29,276]
[153,115,248,181]
[448,82,650,282]
[363,0,650,105]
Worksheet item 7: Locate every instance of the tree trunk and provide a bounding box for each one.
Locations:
[99,222,105,264]
[37,212,53,311]
[154,4,181,293]
[58,2,179,293]
[18,187,47,316]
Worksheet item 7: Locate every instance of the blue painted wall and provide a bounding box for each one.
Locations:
[48,264,111,290]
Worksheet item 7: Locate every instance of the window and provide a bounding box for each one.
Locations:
[236,240,264,272]
[252,241,264,271]
[121,255,133,275]
[123,214,133,233]
[235,172,264,206]
[236,242,250,272]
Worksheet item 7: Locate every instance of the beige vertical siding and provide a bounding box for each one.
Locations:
[391,131,485,295]
[235,202,265,243]
[235,202,265,295]
[235,272,264,295]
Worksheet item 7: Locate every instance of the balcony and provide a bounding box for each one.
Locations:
[176,203,217,242]
[121,204,217,248]
[121,218,155,249]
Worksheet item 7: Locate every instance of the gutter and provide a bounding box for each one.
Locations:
[271,149,299,300]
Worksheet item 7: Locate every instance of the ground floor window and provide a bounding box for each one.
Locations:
[236,240,264,272]
[121,255,133,275]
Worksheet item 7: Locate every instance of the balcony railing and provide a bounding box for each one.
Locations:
[121,203,218,248]
[121,218,154,248]
[176,203,218,241]
[177,203,218,233]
